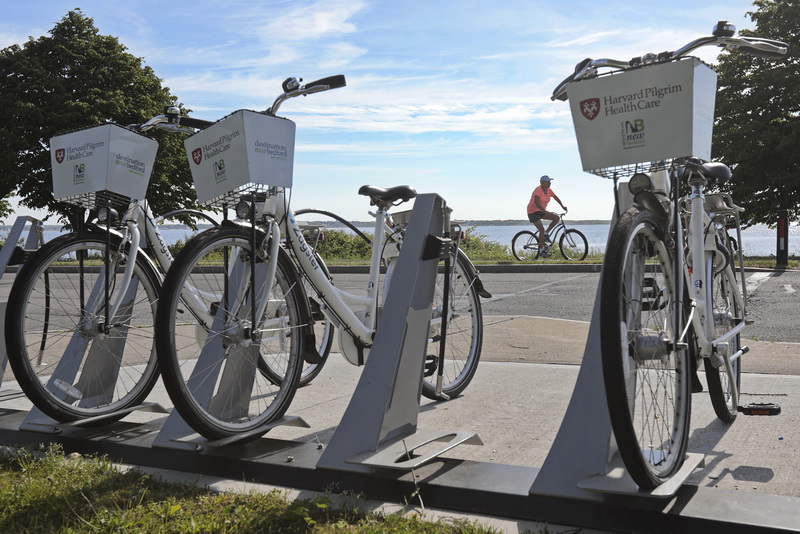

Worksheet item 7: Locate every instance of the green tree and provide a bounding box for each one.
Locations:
[713,0,800,225]
[0,9,198,227]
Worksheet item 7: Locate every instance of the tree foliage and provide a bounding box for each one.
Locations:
[713,0,800,225]
[0,9,198,227]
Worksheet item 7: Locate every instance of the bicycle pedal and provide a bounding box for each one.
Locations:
[424,355,438,377]
[737,402,781,416]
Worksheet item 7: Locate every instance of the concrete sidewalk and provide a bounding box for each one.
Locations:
[264,314,800,500]
[481,315,800,375]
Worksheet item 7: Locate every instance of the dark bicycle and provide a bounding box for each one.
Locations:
[511,212,588,261]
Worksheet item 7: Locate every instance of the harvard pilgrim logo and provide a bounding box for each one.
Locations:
[55,148,65,164]
[580,98,601,120]
[191,148,203,165]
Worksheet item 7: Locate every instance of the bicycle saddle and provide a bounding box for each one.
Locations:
[678,160,732,185]
[358,185,418,206]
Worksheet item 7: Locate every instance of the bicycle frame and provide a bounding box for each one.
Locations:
[261,188,384,347]
[681,174,747,396]
[545,219,567,243]
[85,199,217,330]
[234,188,462,358]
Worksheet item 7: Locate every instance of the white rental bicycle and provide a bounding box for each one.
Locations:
[552,21,788,489]
[4,110,217,424]
[154,75,486,440]
[292,203,490,389]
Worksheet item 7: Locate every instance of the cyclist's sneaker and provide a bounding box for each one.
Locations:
[544,234,553,243]
[538,250,551,258]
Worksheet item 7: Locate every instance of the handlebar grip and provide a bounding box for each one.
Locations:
[305,74,346,91]
[551,58,593,101]
[179,116,214,130]
[737,37,789,59]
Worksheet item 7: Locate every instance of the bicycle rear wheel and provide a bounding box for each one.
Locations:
[704,235,741,422]
[559,229,588,261]
[600,207,691,490]
[422,250,483,400]
[511,230,540,261]
[155,226,305,440]
[5,232,160,423]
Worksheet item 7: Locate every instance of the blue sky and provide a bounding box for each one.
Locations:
[3,0,760,222]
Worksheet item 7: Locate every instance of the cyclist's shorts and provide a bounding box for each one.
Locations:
[527,211,544,223]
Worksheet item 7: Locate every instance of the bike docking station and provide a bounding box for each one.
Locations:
[0,216,45,400]
[1,194,800,533]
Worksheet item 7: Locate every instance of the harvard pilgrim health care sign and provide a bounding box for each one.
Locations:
[567,57,718,173]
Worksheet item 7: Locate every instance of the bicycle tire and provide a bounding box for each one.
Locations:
[512,230,540,261]
[422,250,483,401]
[559,229,588,261]
[599,207,691,490]
[5,232,161,423]
[704,234,741,422]
[154,225,305,440]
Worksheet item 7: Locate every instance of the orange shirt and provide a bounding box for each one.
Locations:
[527,186,555,214]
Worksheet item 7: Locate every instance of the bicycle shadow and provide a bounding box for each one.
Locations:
[685,410,775,488]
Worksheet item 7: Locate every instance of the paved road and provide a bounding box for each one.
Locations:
[317,268,800,375]
[477,269,800,343]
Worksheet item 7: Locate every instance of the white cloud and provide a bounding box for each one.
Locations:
[259,0,367,42]
[319,42,367,69]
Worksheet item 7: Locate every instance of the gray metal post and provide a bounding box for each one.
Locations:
[317,193,481,473]
[776,209,789,269]
[1,216,44,391]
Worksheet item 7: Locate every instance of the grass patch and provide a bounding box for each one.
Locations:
[0,445,502,533]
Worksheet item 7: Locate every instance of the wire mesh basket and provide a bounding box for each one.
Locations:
[184,110,296,208]
[585,159,688,180]
[50,123,158,209]
[566,57,717,179]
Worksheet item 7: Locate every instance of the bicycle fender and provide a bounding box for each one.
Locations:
[81,224,164,283]
[633,191,669,227]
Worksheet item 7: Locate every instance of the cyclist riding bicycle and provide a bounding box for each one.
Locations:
[526,175,567,256]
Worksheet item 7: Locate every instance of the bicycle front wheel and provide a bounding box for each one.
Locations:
[511,230,540,261]
[422,250,483,400]
[5,232,161,423]
[155,226,305,440]
[600,208,691,490]
[704,236,741,422]
[559,229,588,261]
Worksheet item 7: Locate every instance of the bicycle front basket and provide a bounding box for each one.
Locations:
[184,110,296,207]
[50,123,158,208]
[567,57,717,179]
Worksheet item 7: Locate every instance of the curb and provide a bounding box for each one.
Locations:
[327,263,790,275]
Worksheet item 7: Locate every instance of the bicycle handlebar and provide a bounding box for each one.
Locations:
[551,21,788,101]
[268,74,347,115]
[126,73,346,135]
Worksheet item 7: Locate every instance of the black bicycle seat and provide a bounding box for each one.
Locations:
[358,185,418,206]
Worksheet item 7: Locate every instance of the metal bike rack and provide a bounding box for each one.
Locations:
[530,280,704,499]
[530,187,703,499]
[317,192,482,473]
[18,274,172,433]
[151,230,309,452]
[0,216,45,397]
